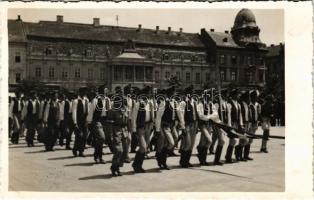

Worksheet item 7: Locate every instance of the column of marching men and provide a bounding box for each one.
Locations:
[9,84,276,177]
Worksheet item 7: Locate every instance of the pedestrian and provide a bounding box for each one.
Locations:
[72,88,89,157]
[43,92,59,151]
[131,87,149,173]
[225,88,243,163]
[108,94,128,176]
[245,90,261,160]
[195,89,216,166]
[260,95,274,153]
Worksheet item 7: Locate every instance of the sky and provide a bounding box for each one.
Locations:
[8,8,284,45]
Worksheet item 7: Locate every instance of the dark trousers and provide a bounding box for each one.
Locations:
[59,120,66,146]
[11,131,20,144]
[45,123,58,151]
[26,115,37,146]
[65,118,74,148]
[94,140,104,161]
[73,124,87,154]
[112,127,124,169]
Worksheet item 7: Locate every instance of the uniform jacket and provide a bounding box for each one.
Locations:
[72,96,89,125]
[154,99,185,132]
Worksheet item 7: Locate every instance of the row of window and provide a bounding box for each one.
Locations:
[113,66,153,82]
[219,54,264,66]
[155,71,211,84]
[35,67,106,80]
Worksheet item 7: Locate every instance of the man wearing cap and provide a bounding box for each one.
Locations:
[178,85,195,168]
[131,87,149,173]
[107,94,128,176]
[236,90,251,161]
[22,92,39,147]
[72,88,89,157]
[260,94,274,153]
[155,86,182,169]
[10,92,22,144]
[43,92,60,151]
[58,93,66,147]
[196,89,218,166]
[225,88,243,163]
[245,90,261,160]
[64,92,74,150]
[211,89,228,166]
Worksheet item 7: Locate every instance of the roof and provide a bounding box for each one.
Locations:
[8,19,205,48]
[8,20,27,43]
[206,31,240,48]
[266,44,284,57]
[233,8,257,30]
[115,49,145,59]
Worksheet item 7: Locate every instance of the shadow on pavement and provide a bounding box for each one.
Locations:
[24,150,48,154]
[194,168,252,179]
[65,162,96,167]
[48,156,77,160]
[79,167,162,180]
[9,145,45,149]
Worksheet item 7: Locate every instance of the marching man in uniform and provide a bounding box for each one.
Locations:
[107,93,128,176]
[72,88,89,157]
[225,89,243,163]
[131,87,150,173]
[195,89,218,166]
[245,90,261,160]
[237,90,251,161]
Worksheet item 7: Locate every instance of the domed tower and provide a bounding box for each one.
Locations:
[231,9,265,47]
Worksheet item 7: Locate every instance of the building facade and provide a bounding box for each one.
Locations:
[9,9,270,92]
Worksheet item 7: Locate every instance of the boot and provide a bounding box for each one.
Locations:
[239,146,247,161]
[116,167,122,176]
[180,150,188,168]
[225,146,234,163]
[155,151,163,169]
[244,144,253,160]
[130,132,138,153]
[138,152,146,173]
[186,150,193,167]
[161,148,170,170]
[201,147,210,166]
[235,145,241,162]
[110,166,117,177]
[197,146,203,164]
[213,145,224,165]
[132,151,141,173]
[209,144,215,154]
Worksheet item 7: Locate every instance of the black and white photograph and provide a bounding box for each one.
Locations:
[6,5,288,193]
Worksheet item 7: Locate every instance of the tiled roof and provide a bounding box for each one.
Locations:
[8,20,205,48]
[206,31,241,48]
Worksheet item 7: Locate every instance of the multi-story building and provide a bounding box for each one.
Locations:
[8,9,270,92]
[265,43,285,95]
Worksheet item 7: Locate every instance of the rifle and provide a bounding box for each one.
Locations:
[210,120,285,140]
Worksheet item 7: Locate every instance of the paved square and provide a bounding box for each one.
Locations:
[9,127,284,192]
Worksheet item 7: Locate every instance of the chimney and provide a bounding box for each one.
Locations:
[178,28,183,35]
[210,29,215,32]
[57,15,63,23]
[137,24,142,32]
[270,44,274,47]
[167,27,171,34]
[155,26,159,33]
[17,15,21,21]
[224,30,229,34]
[93,18,100,27]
